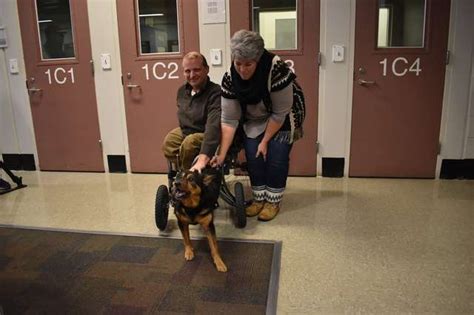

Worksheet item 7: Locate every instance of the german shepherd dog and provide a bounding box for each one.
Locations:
[171,167,227,272]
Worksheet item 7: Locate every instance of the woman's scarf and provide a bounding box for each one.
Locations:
[230,49,274,105]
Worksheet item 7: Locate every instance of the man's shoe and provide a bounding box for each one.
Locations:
[258,202,280,221]
[245,201,265,217]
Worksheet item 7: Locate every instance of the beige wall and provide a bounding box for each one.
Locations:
[439,0,474,161]
[0,0,36,162]
[87,0,129,172]
[467,68,474,157]
[318,0,355,176]
[197,0,231,84]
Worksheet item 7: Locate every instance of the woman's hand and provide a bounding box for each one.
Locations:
[210,154,226,167]
[256,140,268,161]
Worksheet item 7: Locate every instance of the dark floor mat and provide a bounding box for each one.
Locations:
[0,226,281,314]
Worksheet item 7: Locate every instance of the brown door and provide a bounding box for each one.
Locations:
[230,0,319,176]
[350,0,450,178]
[116,0,199,173]
[18,0,104,172]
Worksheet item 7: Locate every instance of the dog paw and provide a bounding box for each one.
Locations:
[184,248,194,261]
[215,260,228,272]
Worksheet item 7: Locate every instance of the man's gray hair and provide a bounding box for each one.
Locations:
[230,29,265,61]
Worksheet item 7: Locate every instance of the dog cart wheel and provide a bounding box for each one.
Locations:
[155,185,170,231]
[233,182,247,228]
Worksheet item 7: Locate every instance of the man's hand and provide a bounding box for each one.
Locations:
[210,154,226,168]
[190,154,210,173]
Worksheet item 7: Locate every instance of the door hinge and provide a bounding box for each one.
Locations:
[446,50,450,65]
[317,52,322,66]
[438,142,442,155]
[121,75,124,86]
[90,59,95,76]
[99,139,103,150]
[316,141,320,154]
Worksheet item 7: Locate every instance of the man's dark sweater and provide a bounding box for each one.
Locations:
[177,76,221,157]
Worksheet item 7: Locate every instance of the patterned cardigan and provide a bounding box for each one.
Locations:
[221,55,305,144]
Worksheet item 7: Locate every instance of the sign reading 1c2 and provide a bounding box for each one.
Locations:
[380,57,421,77]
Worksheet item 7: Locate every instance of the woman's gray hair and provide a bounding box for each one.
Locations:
[230,29,265,61]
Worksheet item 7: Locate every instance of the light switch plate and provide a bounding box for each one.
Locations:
[210,49,222,66]
[100,53,112,70]
[9,59,19,74]
[332,45,344,62]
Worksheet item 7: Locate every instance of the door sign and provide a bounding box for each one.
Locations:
[141,62,179,80]
[45,67,75,84]
[379,57,421,77]
[285,59,295,73]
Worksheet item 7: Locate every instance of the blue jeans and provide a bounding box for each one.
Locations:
[244,133,293,203]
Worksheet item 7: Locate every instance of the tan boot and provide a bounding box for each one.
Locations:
[245,201,265,217]
[258,202,280,221]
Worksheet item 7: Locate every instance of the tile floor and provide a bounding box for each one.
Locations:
[1,171,473,314]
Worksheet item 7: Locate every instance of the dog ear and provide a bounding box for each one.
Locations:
[202,174,215,186]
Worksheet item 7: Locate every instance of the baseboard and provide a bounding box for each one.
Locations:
[1,154,36,171]
[440,159,474,179]
[322,157,344,177]
[107,155,127,173]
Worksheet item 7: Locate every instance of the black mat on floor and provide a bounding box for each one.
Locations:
[0,227,281,314]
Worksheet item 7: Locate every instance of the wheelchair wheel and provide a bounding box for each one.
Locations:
[155,185,170,231]
[233,182,247,228]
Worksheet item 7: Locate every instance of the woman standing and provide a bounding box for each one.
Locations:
[212,30,305,221]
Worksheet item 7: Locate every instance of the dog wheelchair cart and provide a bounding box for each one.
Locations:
[155,154,248,231]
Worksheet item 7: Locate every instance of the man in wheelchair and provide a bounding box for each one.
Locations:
[161,51,221,176]
[158,52,246,230]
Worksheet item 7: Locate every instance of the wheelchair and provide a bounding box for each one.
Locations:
[154,150,249,231]
[0,161,27,195]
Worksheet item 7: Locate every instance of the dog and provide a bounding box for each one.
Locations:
[171,166,227,272]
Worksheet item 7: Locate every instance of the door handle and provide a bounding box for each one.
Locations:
[27,87,42,93]
[126,84,141,89]
[357,79,376,86]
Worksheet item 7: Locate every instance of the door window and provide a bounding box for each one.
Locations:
[377,0,426,48]
[137,0,179,54]
[36,0,75,60]
[252,0,297,50]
